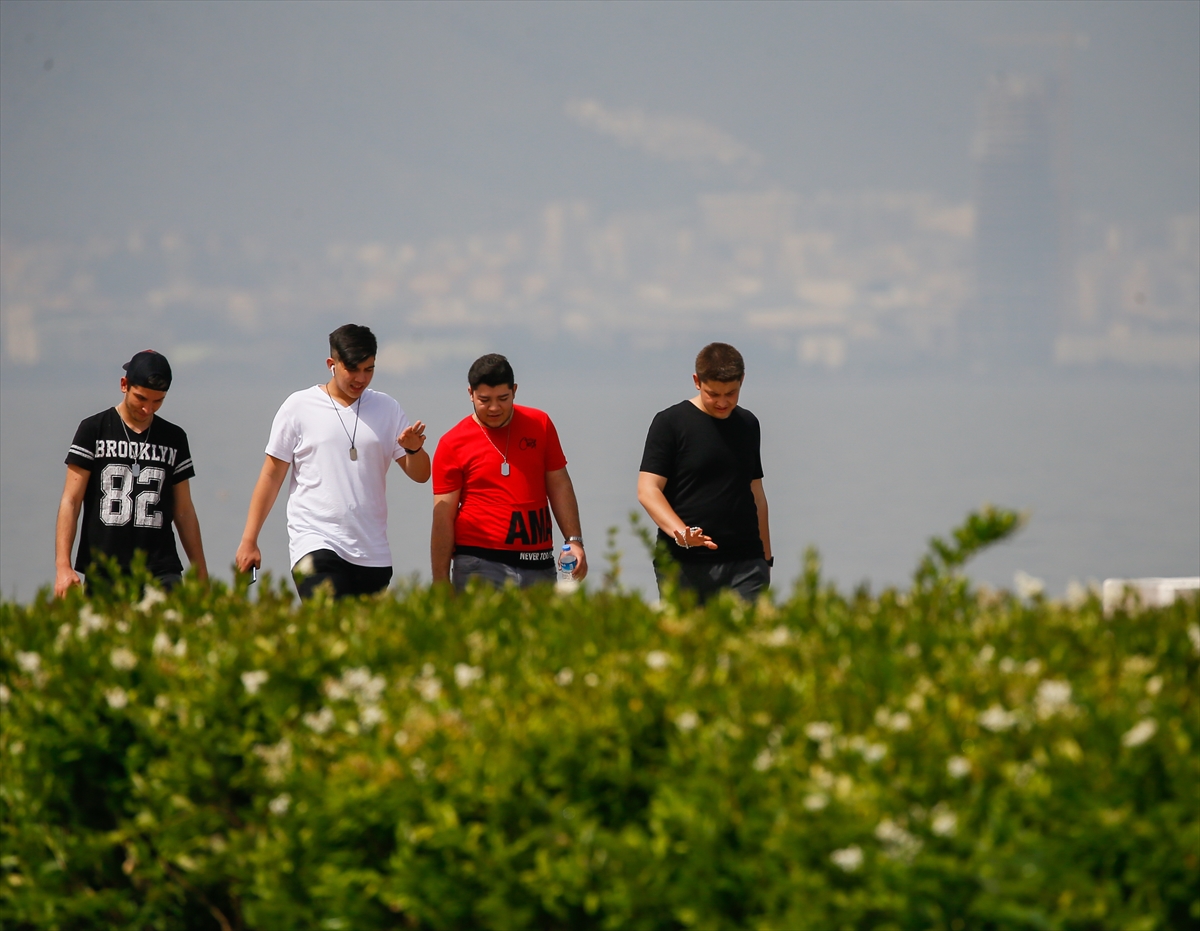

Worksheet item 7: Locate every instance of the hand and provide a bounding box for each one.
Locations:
[674,526,718,550]
[565,541,589,581]
[55,566,82,599]
[399,420,427,453]
[235,541,262,574]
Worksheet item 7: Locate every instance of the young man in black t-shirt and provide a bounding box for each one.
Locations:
[637,343,772,603]
[55,350,208,596]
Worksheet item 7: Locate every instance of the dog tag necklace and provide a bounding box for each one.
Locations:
[117,412,151,479]
[326,386,362,461]
[476,416,512,476]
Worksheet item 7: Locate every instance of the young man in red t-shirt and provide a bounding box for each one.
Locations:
[432,354,588,590]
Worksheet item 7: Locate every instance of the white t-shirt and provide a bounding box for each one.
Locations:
[265,386,409,568]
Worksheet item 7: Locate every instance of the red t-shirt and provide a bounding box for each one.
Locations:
[433,406,568,552]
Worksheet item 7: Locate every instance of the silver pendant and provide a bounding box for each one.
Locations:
[501,461,510,476]
[131,461,141,478]
[350,447,358,461]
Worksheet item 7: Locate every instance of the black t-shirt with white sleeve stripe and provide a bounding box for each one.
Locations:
[65,408,196,577]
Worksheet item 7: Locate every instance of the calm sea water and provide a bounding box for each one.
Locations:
[5,365,1198,602]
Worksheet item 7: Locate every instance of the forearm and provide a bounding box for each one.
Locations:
[637,482,686,537]
[757,498,772,561]
[430,516,455,581]
[545,471,582,538]
[175,508,208,579]
[240,460,286,545]
[397,449,431,483]
[55,498,82,570]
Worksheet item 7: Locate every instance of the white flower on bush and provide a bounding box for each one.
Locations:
[804,793,829,811]
[554,667,574,686]
[830,845,863,872]
[753,749,774,772]
[152,631,172,656]
[1145,676,1163,697]
[163,609,180,623]
[303,707,335,734]
[946,755,972,779]
[645,650,671,671]
[359,704,385,729]
[1014,570,1044,599]
[241,670,269,695]
[16,651,41,674]
[805,722,834,742]
[860,742,888,764]
[931,806,958,837]
[110,648,138,671]
[979,704,1017,732]
[137,586,167,612]
[105,687,129,709]
[887,712,912,732]
[554,577,580,595]
[343,667,386,703]
[454,663,484,688]
[976,645,995,665]
[1035,679,1074,720]
[875,818,922,861]
[1121,718,1157,748]
[412,666,441,702]
[253,739,292,783]
[1189,624,1200,655]
[675,710,699,732]
[78,605,107,637]
[0,684,10,705]
[584,672,600,687]
[999,657,1016,674]
[761,626,791,647]
[268,793,291,816]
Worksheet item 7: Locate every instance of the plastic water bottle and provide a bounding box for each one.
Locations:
[558,543,577,582]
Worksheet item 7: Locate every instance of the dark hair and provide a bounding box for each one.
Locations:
[695,343,745,383]
[468,353,516,389]
[329,324,378,370]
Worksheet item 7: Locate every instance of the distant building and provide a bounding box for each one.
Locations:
[969,74,1067,368]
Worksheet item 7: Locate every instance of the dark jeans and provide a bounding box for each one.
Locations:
[293,549,392,599]
[452,553,557,592]
[655,557,771,605]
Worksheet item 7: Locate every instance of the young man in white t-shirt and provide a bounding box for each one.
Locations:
[235,325,430,597]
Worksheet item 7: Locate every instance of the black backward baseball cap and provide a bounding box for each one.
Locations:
[123,350,173,390]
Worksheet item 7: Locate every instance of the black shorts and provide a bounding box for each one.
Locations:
[293,549,392,599]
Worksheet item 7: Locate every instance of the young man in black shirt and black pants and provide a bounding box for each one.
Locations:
[637,342,772,604]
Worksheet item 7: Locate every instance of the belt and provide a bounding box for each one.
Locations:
[454,545,556,567]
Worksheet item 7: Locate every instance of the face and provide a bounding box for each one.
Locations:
[693,376,742,419]
[469,382,517,428]
[328,355,376,399]
[120,379,167,426]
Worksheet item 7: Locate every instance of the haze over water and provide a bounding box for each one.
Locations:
[2,1,1197,601]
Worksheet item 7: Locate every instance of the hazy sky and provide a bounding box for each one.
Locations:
[2,1,1197,601]
[2,0,1197,249]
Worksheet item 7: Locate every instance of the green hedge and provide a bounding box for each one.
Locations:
[2,510,1197,930]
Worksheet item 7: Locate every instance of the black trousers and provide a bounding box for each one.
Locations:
[655,556,771,605]
[293,549,392,599]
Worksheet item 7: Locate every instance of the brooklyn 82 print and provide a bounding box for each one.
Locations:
[65,408,195,577]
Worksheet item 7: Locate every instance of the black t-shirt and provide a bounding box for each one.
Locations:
[639,400,764,563]
[65,409,196,577]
